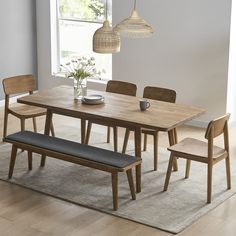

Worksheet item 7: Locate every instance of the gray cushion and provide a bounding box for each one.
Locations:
[5,131,141,168]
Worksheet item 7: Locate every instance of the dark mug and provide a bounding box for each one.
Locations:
[139,100,150,111]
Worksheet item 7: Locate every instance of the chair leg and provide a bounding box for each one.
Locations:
[207,163,213,203]
[113,126,118,152]
[8,145,18,179]
[28,151,33,170]
[143,133,147,151]
[185,160,191,178]
[153,132,158,171]
[3,112,9,138]
[122,129,130,154]
[32,117,37,132]
[225,155,231,189]
[163,153,175,191]
[85,121,92,144]
[111,172,118,211]
[126,169,136,200]
[107,126,110,143]
[50,121,55,137]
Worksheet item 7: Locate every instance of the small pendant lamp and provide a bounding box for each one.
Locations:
[115,0,154,38]
[93,0,120,53]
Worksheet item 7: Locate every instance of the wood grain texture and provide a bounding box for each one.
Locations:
[17,85,205,131]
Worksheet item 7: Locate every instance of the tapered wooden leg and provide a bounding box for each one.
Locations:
[20,118,25,131]
[153,132,158,171]
[122,129,130,154]
[28,151,33,170]
[50,122,55,137]
[111,172,118,211]
[32,117,37,132]
[3,112,9,138]
[113,126,118,152]
[163,153,175,191]
[85,121,92,144]
[134,127,142,193]
[225,155,231,189]
[41,110,53,167]
[185,160,191,178]
[168,129,178,171]
[107,126,110,143]
[143,133,147,151]
[126,169,136,200]
[8,145,17,179]
[81,119,86,144]
[207,163,213,203]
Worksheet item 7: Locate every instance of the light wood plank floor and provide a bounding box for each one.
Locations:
[0,107,236,236]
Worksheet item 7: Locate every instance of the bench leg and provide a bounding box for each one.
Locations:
[28,151,33,171]
[111,172,118,210]
[8,145,18,179]
[126,169,136,200]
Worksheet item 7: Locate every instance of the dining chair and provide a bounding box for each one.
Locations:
[2,74,55,138]
[163,113,231,203]
[85,80,137,151]
[122,86,177,171]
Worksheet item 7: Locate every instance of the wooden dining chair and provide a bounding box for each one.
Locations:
[122,86,177,171]
[164,114,231,203]
[2,74,55,138]
[85,80,137,151]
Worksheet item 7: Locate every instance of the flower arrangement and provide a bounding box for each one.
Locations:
[59,56,105,99]
[60,56,104,81]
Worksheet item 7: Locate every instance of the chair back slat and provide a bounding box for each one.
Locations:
[106,80,137,96]
[2,75,35,95]
[143,86,176,103]
[205,113,230,139]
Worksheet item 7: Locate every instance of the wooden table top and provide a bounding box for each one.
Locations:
[18,85,205,131]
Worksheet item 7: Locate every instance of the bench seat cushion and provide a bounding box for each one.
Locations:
[5,131,141,169]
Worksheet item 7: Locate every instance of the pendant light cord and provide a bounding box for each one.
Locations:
[105,0,108,20]
[134,0,137,10]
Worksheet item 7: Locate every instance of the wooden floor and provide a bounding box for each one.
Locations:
[0,107,236,236]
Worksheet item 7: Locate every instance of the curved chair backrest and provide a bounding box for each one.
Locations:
[143,86,176,103]
[205,113,230,140]
[2,75,35,96]
[106,80,137,96]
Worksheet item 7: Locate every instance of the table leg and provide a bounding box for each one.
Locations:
[40,110,53,167]
[81,119,86,144]
[134,126,142,193]
[168,129,178,171]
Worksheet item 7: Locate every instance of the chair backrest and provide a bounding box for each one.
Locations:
[106,80,137,96]
[205,113,230,140]
[2,75,35,96]
[143,86,176,103]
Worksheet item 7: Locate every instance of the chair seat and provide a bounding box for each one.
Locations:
[141,128,158,135]
[9,104,47,118]
[167,138,227,161]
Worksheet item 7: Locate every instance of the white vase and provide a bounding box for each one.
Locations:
[74,78,87,100]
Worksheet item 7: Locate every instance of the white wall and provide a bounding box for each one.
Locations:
[113,0,232,126]
[0,0,37,100]
[36,0,232,127]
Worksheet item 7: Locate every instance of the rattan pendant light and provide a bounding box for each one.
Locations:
[93,0,120,53]
[115,0,154,38]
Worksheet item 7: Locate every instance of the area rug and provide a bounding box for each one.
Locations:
[0,139,235,234]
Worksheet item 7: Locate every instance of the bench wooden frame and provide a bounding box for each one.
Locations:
[4,136,142,211]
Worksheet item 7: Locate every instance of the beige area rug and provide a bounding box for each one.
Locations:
[0,136,235,234]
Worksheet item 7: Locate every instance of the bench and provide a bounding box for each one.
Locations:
[3,131,142,210]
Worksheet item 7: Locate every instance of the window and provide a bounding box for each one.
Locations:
[56,0,112,80]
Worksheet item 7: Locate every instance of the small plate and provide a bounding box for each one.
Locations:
[82,95,104,105]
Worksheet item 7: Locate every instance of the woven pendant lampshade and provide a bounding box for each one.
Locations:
[115,0,154,38]
[93,20,120,53]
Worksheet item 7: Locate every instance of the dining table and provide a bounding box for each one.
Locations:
[17,85,205,193]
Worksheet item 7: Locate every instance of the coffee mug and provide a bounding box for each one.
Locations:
[139,99,150,111]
